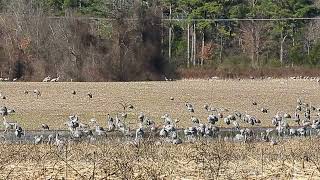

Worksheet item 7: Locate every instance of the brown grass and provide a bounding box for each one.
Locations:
[0,138,319,179]
[0,79,320,130]
[178,67,320,79]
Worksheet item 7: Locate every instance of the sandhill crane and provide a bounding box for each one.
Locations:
[0,106,8,116]
[186,102,194,113]
[95,125,107,136]
[232,121,240,130]
[204,104,209,111]
[159,128,168,138]
[135,127,144,141]
[297,98,302,105]
[270,139,278,146]
[42,76,51,82]
[72,129,84,138]
[33,89,41,98]
[138,112,145,123]
[296,105,302,111]
[289,128,297,136]
[107,114,115,131]
[65,119,79,131]
[47,134,54,145]
[224,117,231,125]
[283,113,291,118]
[3,117,16,132]
[227,114,236,121]
[42,124,49,130]
[0,93,6,100]
[34,135,43,144]
[14,125,24,138]
[208,114,218,125]
[55,134,65,151]
[191,116,199,124]
[172,138,182,145]
[261,108,268,113]
[50,76,60,82]
[7,109,15,114]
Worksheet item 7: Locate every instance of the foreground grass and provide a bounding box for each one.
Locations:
[0,138,319,179]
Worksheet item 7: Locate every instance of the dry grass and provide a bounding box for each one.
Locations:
[0,79,320,129]
[1,79,320,179]
[0,138,320,179]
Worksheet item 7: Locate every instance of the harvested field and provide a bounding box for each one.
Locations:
[0,139,320,179]
[1,79,320,179]
[0,79,319,129]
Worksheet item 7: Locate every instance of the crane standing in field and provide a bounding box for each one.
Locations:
[50,76,60,82]
[42,76,51,82]
[33,89,41,98]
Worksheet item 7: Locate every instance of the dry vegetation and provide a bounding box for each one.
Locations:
[0,79,320,129]
[1,79,320,179]
[0,138,320,179]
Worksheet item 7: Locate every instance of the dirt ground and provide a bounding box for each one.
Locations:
[0,79,319,130]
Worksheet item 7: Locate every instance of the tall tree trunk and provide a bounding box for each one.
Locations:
[193,23,196,66]
[280,31,287,64]
[168,4,172,62]
[187,23,190,68]
[201,31,204,66]
[219,36,223,63]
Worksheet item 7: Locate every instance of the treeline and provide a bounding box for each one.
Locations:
[0,0,320,81]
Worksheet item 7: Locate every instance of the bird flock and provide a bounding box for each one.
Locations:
[0,86,320,150]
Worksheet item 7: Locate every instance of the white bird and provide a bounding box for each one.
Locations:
[50,76,60,82]
[42,76,51,82]
[41,124,49,130]
[34,135,43,144]
[33,89,41,98]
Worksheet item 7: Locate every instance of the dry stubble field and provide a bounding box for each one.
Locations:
[0,79,319,129]
[0,79,320,179]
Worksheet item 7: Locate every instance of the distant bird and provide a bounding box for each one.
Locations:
[24,90,29,94]
[186,102,194,113]
[72,90,76,95]
[95,125,106,136]
[135,127,144,141]
[14,125,24,138]
[138,112,145,123]
[50,76,60,82]
[252,102,257,106]
[7,109,15,114]
[0,94,6,100]
[261,108,268,113]
[33,89,41,98]
[42,76,51,82]
[128,104,134,109]
[204,104,209,111]
[208,114,218,125]
[34,135,43,144]
[224,117,231,125]
[283,113,291,118]
[42,124,49,130]
[191,116,199,124]
[170,97,174,101]
[87,93,93,99]
[3,117,16,132]
[270,139,278,146]
[0,106,8,116]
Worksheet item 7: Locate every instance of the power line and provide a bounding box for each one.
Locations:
[162,17,320,22]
